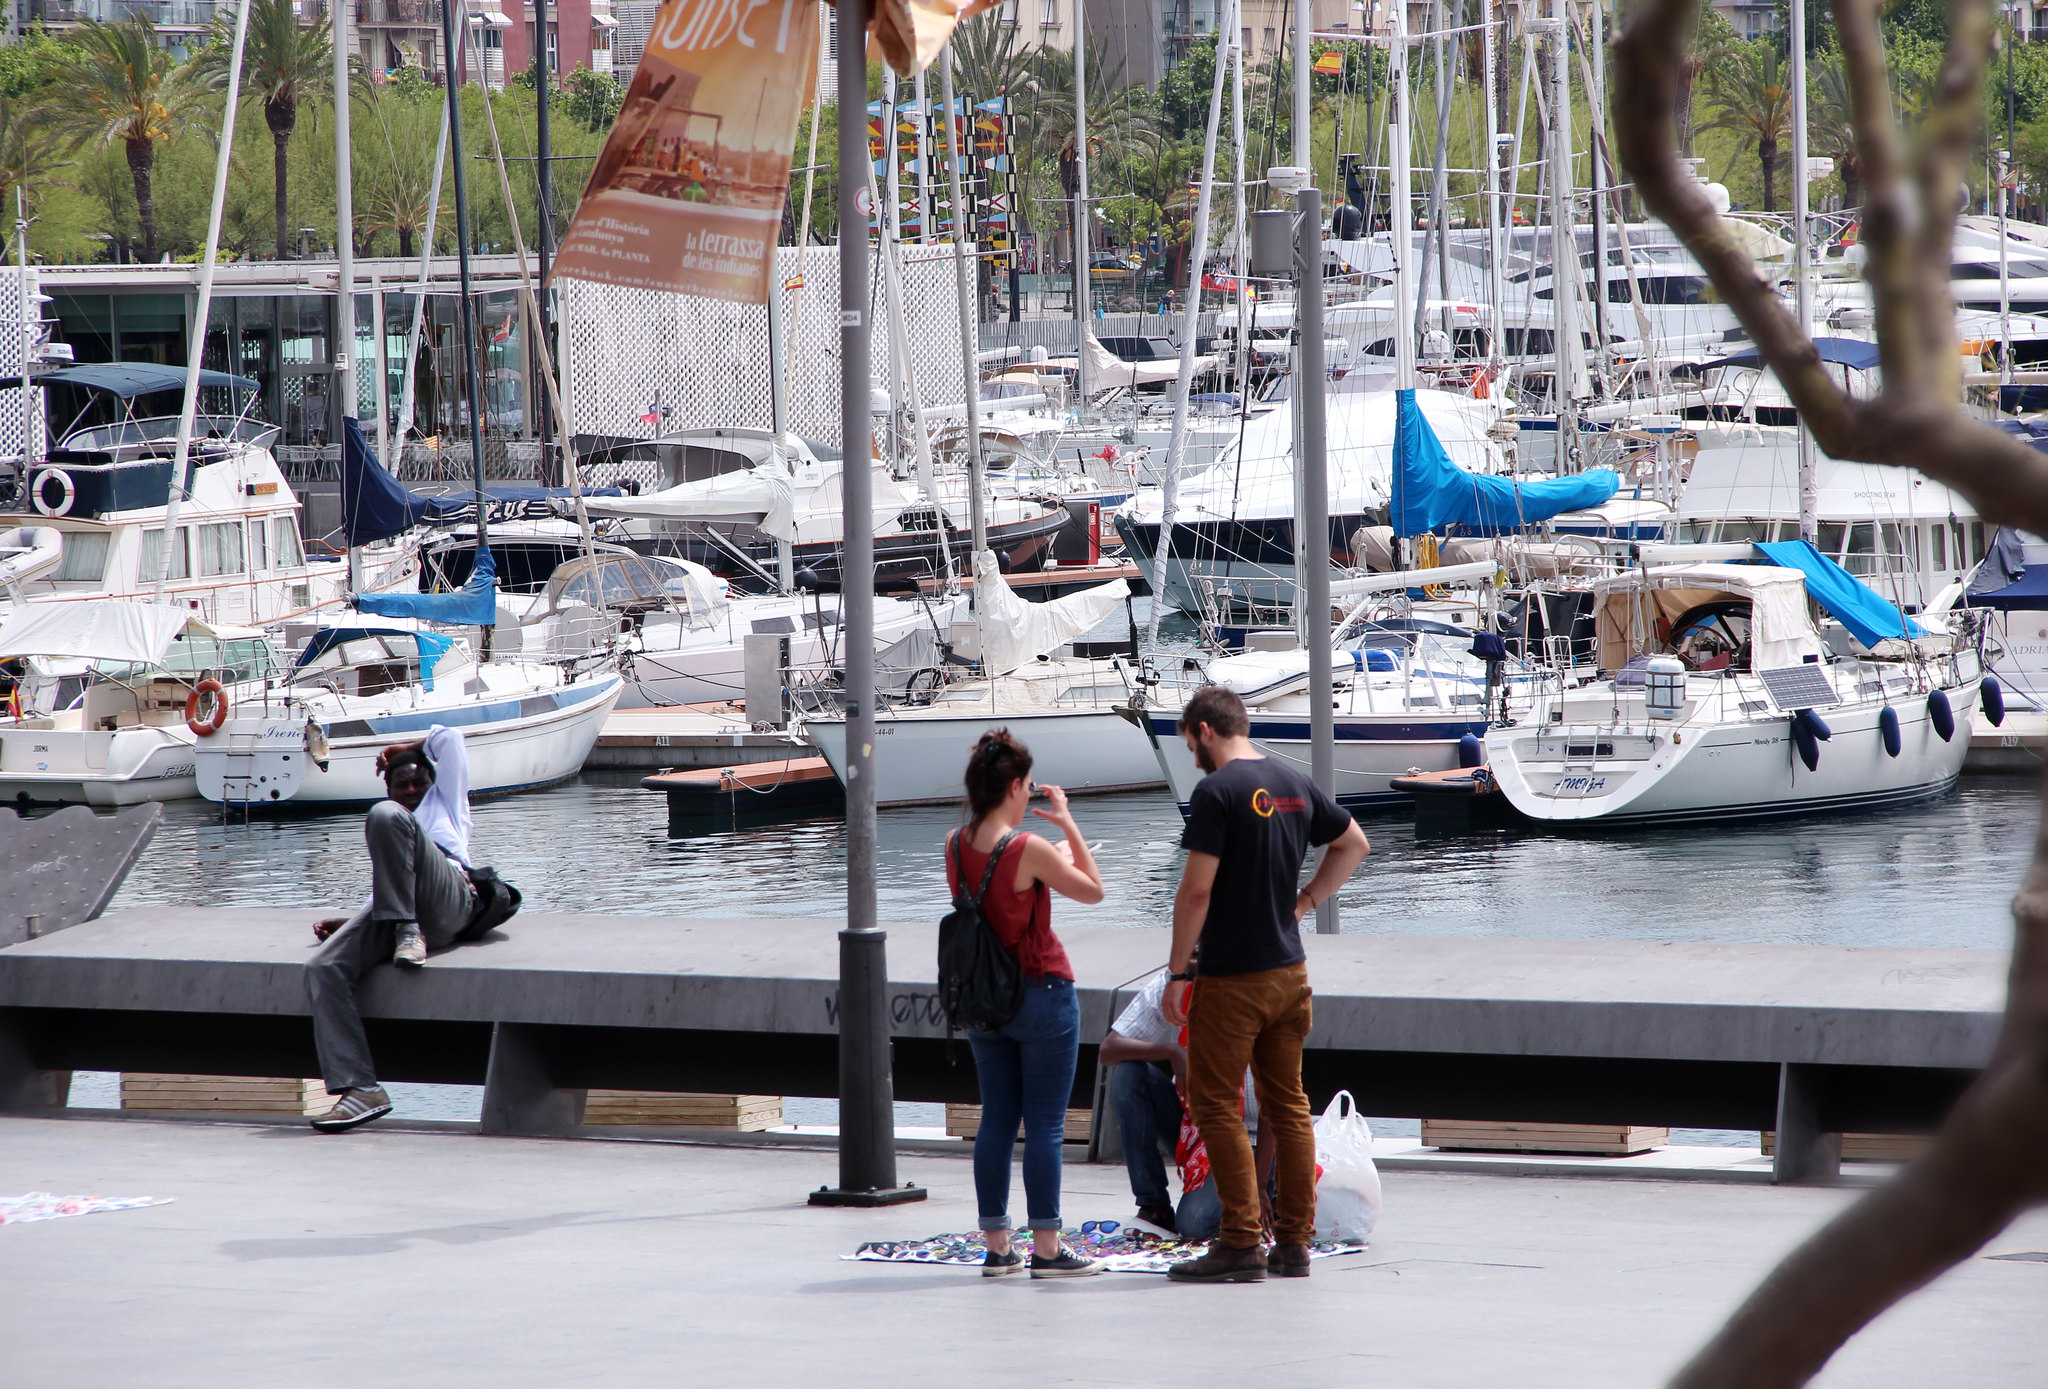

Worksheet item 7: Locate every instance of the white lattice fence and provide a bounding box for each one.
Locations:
[560,243,972,460]
[0,269,46,463]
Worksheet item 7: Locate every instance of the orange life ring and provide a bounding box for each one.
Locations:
[186,678,229,737]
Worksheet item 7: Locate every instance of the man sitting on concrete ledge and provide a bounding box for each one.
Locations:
[306,726,477,1134]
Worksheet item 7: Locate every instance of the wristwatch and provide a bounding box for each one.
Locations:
[1168,969,1194,982]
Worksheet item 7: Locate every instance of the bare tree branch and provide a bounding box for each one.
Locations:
[1612,0,2048,1383]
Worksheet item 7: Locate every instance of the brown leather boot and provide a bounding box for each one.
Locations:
[1167,1241,1268,1283]
[1267,1242,1312,1278]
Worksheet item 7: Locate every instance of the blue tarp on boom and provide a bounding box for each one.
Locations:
[1391,389,1619,537]
[339,416,622,545]
[1753,539,1925,648]
[340,416,466,544]
[357,546,498,626]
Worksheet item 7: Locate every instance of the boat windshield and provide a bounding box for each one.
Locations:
[1666,600,1753,672]
[96,634,283,685]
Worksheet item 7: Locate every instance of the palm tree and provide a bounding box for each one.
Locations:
[43,16,214,262]
[1810,55,1862,211]
[949,12,1030,102]
[1700,44,1793,212]
[355,76,442,258]
[201,0,330,260]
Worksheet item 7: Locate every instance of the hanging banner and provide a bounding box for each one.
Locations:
[552,0,818,305]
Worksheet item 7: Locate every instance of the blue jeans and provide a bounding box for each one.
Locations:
[1114,1060,1182,1209]
[967,977,1079,1233]
[1112,1059,1223,1240]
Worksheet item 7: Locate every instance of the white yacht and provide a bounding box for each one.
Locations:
[0,601,285,806]
[0,364,410,627]
[1485,557,1985,825]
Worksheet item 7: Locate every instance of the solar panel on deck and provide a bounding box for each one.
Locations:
[1757,664,1840,711]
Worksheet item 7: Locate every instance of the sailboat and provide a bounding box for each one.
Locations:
[803,549,1158,805]
[1483,546,1988,824]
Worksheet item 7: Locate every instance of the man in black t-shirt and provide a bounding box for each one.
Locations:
[1161,685,1369,1283]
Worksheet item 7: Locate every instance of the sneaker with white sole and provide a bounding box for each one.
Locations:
[981,1248,1025,1278]
[393,925,427,968]
[310,1086,392,1133]
[1029,1244,1106,1279]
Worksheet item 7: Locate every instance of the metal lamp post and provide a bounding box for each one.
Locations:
[809,0,925,1209]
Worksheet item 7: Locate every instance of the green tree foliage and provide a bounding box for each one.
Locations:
[42,16,218,262]
[199,0,331,260]
[1700,42,1792,211]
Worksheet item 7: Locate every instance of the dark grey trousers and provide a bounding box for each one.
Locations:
[307,801,475,1094]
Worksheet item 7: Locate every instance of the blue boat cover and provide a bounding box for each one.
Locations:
[357,545,498,627]
[339,416,622,545]
[0,362,261,396]
[1753,540,1925,647]
[1706,338,1881,373]
[295,628,457,689]
[1391,389,1619,537]
[341,416,467,544]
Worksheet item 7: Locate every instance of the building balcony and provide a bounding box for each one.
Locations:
[356,0,444,25]
[28,0,218,28]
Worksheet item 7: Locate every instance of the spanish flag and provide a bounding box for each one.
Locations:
[1313,50,1344,75]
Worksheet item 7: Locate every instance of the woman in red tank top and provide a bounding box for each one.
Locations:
[948,729,1105,1278]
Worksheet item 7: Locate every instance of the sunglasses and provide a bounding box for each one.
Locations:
[1079,1220,1120,1241]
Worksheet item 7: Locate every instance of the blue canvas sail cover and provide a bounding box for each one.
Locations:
[357,545,498,626]
[339,416,623,545]
[1753,540,1925,648]
[341,416,467,544]
[1391,389,1619,537]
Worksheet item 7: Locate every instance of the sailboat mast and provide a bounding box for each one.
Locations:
[333,0,356,435]
[1588,0,1607,393]
[938,46,988,553]
[1791,0,1817,543]
[1390,0,1415,388]
[438,0,492,642]
[1483,1,1505,377]
[155,0,250,605]
[1546,0,1583,445]
[1072,0,1090,410]
[394,108,448,453]
[1144,0,1234,651]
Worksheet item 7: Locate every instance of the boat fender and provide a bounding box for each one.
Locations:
[185,678,229,737]
[31,468,74,518]
[1791,716,1821,772]
[1928,688,1956,743]
[1878,705,1902,759]
[1457,732,1484,768]
[1796,709,1832,742]
[1981,676,2006,728]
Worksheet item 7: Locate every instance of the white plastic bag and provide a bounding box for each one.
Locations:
[1312,1090,1383,1244]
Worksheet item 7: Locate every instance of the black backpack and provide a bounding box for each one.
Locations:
[937,829,1027,1035]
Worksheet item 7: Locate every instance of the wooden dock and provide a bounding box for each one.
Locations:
[587,705,810,772]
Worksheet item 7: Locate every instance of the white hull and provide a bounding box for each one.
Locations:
[808,705,1163,807]
[613,597,956,709]
[1129,705,1484,815]
[0,722,201,807]
[197,674,623,807]
[1486,681,1976,826]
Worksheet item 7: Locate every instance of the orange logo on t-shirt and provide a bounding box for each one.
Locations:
[1251,788,1276,817]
